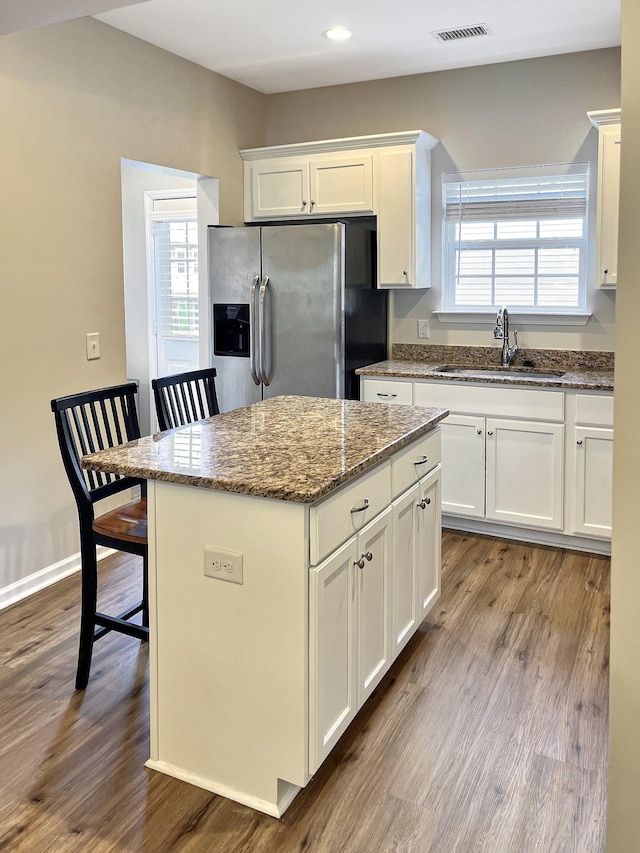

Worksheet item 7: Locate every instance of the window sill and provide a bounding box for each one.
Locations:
[433,310,592,327]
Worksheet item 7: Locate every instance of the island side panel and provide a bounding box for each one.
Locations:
[146,479,310,815]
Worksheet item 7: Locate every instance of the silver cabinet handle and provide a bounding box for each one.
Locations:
[302,200,307,207]
[249,275,260,386]
[417,498,427,509]
[376,392,397,399]
[477,428,482,435]
[355,552,373,569]
[577,439,583,445]
[414,455,429,466]
[403,270,408,277]
[487,430,494,436]
[310,200,315,209]
[258,275,270,386]
[350,499,370,514]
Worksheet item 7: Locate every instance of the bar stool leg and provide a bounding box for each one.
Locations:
[76,534,98,690]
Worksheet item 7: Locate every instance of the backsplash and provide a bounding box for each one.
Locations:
[392,344,615,372]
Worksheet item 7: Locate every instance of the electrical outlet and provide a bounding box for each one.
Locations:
[417,320,430,339]
[204,547,243,585]
[86,332,100,360]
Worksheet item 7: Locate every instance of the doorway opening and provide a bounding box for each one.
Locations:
[120,159,219,433]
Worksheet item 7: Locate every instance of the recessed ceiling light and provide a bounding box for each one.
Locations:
[323,27,353,41]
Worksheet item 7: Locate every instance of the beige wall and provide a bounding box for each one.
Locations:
[266,49,621,351]
[608,2,640,849]
[0,17,265,597]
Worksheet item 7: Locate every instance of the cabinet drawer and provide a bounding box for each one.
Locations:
[575,393,614,427]
[414,381,564,422]
[310,462,391,565]
[390,429,441,499]
[361,378,413,405]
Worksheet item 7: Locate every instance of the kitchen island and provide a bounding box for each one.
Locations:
[82,395,447,817]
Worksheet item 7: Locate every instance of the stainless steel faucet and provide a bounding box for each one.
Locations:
[494,305,519,366]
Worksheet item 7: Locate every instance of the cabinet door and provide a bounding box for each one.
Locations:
[486,418,564,530]
[309,155,373,215]
[573,426,613,537]
[391,484,419,658]
[309,537,358,773]
[440,415,486,518]
[595,125,621,288]
[376,148,414,288]
[417,465,442,618]
[356,507,392,705]
[249,159,309,218]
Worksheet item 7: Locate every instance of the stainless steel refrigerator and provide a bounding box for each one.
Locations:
[209,222,388,412]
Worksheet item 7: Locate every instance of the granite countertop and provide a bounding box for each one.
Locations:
[356,345,614,392]
[81,395,447,503]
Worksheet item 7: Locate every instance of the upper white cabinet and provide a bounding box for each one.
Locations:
[240,130,439,289]
[588,108,621,289]
[247,154,373,218]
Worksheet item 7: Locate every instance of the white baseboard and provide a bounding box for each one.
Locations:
[0,546,114,612]
[443,516,611,557]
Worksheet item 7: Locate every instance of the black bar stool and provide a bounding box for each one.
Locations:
[51,383,148,690]
[152,367,220,431]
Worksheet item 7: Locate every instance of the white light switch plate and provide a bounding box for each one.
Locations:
[86,332,100,360]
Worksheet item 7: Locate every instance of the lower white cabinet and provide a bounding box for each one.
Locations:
[440,413,564,530]
[361,375,613,548]
[572,426,613,537]
[309,460,441,773]
[440,414,485,518]
[485,418,564,531]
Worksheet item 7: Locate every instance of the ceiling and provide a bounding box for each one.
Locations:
[2,0,621,95]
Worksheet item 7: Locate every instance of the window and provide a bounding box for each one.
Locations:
[442,164,589,314]
[151,216,199,337]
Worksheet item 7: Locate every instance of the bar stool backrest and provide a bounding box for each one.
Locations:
[152,367,220,432]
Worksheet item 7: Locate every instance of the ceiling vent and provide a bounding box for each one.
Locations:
[432,24,491,43]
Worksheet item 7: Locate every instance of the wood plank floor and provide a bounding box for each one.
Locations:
[0,531,609,852]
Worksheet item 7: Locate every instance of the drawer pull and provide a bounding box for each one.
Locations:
[377,392,397,399]
[350,499,370,514]
[414,455,429,466]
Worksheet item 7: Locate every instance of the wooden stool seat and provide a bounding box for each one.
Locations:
[92,498,148,543]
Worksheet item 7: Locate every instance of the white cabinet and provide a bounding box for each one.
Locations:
[485,418,564,531]
[570,392,614,538]
[240,131,439,289]
[440,414,485,518]
[417,466,441,618]
[309,537,358,772]
[588,109,621,288]
[246,154,374,219]
[572,427,613,537]
[309,433,442,772]
[309,507,392,771]
[413,381,566,532]
[309,504,396,772]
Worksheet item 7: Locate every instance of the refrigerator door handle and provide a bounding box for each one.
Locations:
[249,275,261,385]
[259,275,271,386]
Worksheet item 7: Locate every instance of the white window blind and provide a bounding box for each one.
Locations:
[151,217,199,337]
[442,164,589,312]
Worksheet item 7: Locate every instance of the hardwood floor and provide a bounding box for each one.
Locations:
[0,531,609,852]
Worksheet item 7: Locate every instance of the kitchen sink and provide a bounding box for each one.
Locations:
[433,364,565,379]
